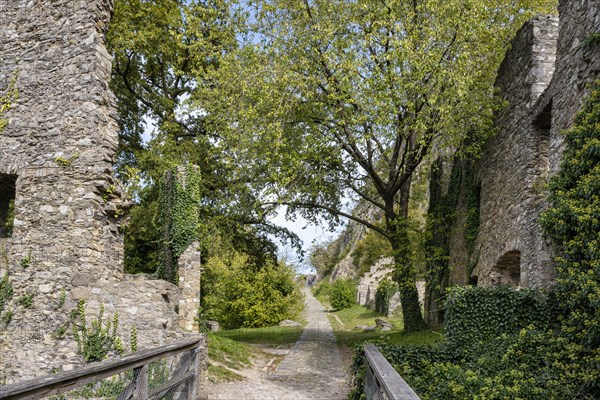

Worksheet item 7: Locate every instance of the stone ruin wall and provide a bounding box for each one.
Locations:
[357,258,425,317]
[448,0,600,289]
[469,14,560,288]
[0,0,202,383]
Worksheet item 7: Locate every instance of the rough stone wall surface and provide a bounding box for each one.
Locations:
[356,258,425,316]
[328,220,365,282]
[0,0,203,383]
[178,242,202,332]
[467,0,600,289]
[356,257,394,306]
[471,15,559,288]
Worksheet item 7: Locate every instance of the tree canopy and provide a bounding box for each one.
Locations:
[210,0,556,331]
[107,0,300,274]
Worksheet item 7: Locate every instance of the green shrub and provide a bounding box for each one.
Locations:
[202,252,304,328]
[312,280,332,300]
[444,285,556,348]
[329,279,357,310]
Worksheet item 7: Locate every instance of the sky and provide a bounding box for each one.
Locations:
[270,207,344,274]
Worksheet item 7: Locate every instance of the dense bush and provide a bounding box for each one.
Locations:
[312,280,332,300]
[201,251,304,328]
[350,287,586,400]
[329,279,357,310]
[443,285,555,348]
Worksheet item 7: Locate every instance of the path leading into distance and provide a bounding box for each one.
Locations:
[205,286,350,399]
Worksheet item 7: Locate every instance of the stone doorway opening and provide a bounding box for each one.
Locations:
[0,173,17,238]
[490,250,521,286]
[533,101,552,179]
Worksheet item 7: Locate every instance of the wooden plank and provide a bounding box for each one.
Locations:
[132,365,148,400]
[189,341,201,400]
[0,336,204,400]
[364,344,421,400]
[147,371,194,398]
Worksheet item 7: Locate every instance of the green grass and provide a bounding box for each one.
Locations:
[208,334,252,369]
[207,365,246,383]
[214,325,304,346]
[207,318,306,382]
[324,301,444,348]
[207,334,253,382]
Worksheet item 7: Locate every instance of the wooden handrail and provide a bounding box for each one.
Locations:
[363,344,421,400]
[0,335,206,400]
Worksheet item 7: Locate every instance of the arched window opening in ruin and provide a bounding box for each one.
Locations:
[490,250,521,286]
[0,174,17,238]
[533,100,552,178]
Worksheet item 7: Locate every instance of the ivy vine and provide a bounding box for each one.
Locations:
[157,165,201,284]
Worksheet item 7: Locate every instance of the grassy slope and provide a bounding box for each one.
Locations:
[207,315,306,382]
[328,304,444,347]
[313,280,443,348]
[207,334,253,382]
[215,325,303,346]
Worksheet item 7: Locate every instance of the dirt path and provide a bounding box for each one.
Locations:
[203,286,351,399]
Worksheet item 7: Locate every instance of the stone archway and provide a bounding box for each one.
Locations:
[490,250,521,286]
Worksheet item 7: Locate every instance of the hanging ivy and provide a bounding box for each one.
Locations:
[424,153,482,325]
[157,165,202,284]
[423,156,461,325]
[540,79,600,372]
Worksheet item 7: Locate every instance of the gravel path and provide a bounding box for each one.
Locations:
[204,286,351,399]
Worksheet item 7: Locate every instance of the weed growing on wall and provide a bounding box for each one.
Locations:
[0,272,13,317]
[0,70,18,134]
[72,300,129,362]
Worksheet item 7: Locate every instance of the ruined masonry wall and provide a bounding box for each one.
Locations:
[467,15,559,288]
[453,0,600,289]
[357,258,425,317]
[0,0,202,383]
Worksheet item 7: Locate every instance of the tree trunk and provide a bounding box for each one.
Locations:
[387,179,428,332]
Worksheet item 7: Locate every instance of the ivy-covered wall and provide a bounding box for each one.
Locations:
[158,165,202,284]
[424,156,480,326]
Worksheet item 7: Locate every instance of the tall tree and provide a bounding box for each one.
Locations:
[108,0,299,274]
[211,0,555,331]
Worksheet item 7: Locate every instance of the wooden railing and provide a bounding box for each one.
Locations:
[364,343,421,400]
[0,335,206,400]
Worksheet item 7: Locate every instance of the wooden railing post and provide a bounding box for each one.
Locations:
[132,364,148,400]
[189,340,202,400]
[363,344,421,400]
